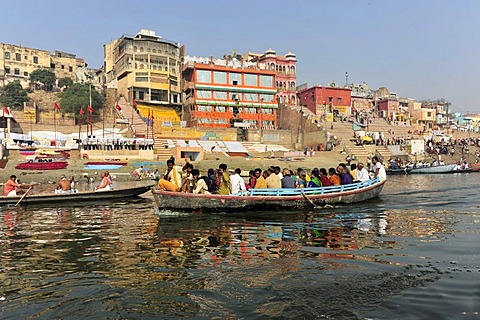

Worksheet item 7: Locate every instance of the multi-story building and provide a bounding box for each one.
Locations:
[298,84,352,120]
[0,43,86,85]
[182,56,277,129]
[104,29,182,107]
[245,49,297,105]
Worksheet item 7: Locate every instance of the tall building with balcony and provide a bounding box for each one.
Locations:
[104,29,182,108]
[182,56,277,129]
[245,49,297,105]
[0,43,86,85]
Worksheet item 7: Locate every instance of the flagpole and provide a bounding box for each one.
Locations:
[54,107,57,144]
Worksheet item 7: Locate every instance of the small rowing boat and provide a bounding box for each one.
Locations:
[0,184,154,207]
[409,164,457,174]
[152,178,385,213]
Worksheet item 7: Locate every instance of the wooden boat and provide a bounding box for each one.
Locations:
[152,178,385,213]
[386,167,411,175]
[409,164,457,174]
[0,184,154,207]
[15,161,68,170]
[85,161,128,166]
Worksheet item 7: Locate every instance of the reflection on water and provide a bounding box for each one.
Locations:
[0,174,479,318]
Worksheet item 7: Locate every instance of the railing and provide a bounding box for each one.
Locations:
[232,177,380,196]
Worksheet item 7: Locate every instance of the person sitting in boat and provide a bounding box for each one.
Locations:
[307,168,322,188]
[95,172,112,192]
[55,174,72,194]
[206,168,218,194]
[371,156,387,181]
[230,168,246,195]
[319,168,332,186]
[191,169,210,195]
[337,163,354,185]
[4,175,33,197]
[281,168,295,188]
[158,158,182,192]
[356,162,370,182]
[265,166,282,189]
[246,170,257,190]
[216,163,231,195]
[254,169,267,189]
[328,168,341,186]
[180,162,194,193]
[295,170,308,188]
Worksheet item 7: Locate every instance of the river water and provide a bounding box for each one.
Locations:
[0,174,479,319]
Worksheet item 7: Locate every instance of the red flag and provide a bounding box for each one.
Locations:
[115,104,122,111]
[87,105,93,113]
[79,108,84,115]
[3,106,9,115]
[132,99,137,107]
[54,103,61,110]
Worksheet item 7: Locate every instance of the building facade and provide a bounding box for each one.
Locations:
[245,49,297,105]
[182,56,277,129]
[104,29,182,107]
[298,84,352,120]
[0,43,86,85]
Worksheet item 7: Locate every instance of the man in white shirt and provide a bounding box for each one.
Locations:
[356,162,370,182]
[230,168,247,194]
[371,156,387,181]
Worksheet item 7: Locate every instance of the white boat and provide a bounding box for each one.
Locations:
[409,164,457,174]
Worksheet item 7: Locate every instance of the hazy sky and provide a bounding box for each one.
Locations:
[2,0,479,113]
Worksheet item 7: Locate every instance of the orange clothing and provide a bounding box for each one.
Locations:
[329,175,341,186]
[4,180,20,196]
[254,176,267,189]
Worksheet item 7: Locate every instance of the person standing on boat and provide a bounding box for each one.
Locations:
[4,175,33,197]
[158,158,182,192]
[230,168,246,194]
[371,156,387,181]
[217,163,231,195]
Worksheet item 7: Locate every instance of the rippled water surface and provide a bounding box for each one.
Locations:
[1,174,479,319]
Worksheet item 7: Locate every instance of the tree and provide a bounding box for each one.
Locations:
[30,69,56,91]
[58,77,73,89]
[59,83,104,115]
[0,80,30,109]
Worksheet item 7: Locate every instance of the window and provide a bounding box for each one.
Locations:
[229,72,241,85]
[15,53,21,61]
[197,90,212,99]
[213,91,227,100]
[24,55,27,60]
[5,66,10,74]
[197,70,211,83]
[198,118,212,124]
[198,105,212,112]
[214,118,228,124]
[337,98,342,104]
[329,97,333,102]
[135,72,148,82]
[244,93,258,101]
[4,52,10,59]
[50,63,55,69]
[260,75,273,87]
[244,74,257,86]
[213,71,226,84]
[216,106,226,112]
[138,91,145,100]
[427,112,432,117]
[61,65,65,70]
[23,71,28,76]
[33,56,38,64]
[14,68,20,75]
[69,66,73,72]
[260,94,274,102]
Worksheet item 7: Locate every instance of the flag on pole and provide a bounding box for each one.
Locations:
[54,103,61,110]
[3,106,9,115]
[132,99,137,107]
[115,104,122,111]
[79,108,84,115]
[87,105,93,113]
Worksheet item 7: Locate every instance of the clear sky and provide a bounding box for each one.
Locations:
[2,0,479,113]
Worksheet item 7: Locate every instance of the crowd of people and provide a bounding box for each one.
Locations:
[80,138,154,151]
[157,156,386,195]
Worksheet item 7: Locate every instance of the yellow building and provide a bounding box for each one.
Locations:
[104,29,182,107]
[0,43,86,85]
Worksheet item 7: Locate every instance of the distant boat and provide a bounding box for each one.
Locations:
[386,167,411,175]
[152,178,385,213]
[409,164,457,174]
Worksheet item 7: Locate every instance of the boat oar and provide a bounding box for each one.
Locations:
[14,186,33,207]
[301,190,316,207]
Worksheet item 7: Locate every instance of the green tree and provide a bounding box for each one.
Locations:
[59,83,104,115]
[0,80,30,109]
[30,69,56,91]
[58,77,73,89]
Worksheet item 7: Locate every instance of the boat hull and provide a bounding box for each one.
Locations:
[409,164,457,174]
[0,185,153,206]
[152,179,385,213]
